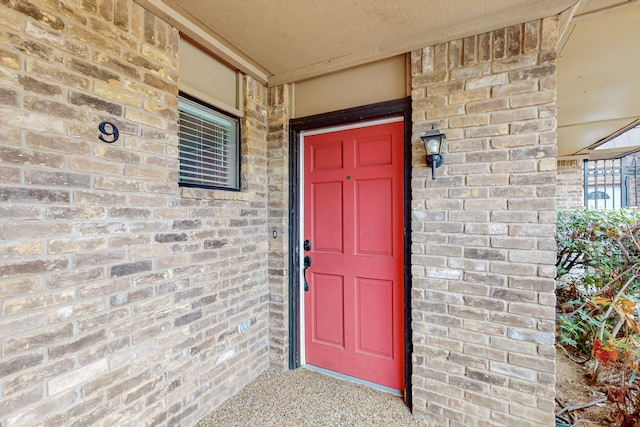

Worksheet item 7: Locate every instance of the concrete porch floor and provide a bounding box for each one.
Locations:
[196,367,433,426]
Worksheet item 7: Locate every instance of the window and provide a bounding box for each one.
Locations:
[178,94,240,191]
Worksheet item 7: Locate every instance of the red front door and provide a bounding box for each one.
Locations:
[303,120,405,390]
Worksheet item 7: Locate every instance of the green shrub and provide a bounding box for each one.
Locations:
[556,209,640,381]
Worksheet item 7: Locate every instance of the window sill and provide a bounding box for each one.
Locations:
[181,187,251,201]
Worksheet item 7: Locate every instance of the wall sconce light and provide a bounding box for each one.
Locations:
[420,125,446,180]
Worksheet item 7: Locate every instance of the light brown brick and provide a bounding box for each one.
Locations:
[0,47,21,69]
[0,240,45,259]
[4,323,74,356]
[0,276,42,300]
[48,359,109,395]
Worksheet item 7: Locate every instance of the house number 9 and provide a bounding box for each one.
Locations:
[98,121,119,143]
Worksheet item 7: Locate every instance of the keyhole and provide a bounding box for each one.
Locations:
[347,176,351,180]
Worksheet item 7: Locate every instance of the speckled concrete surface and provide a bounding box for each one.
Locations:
[196,368,433,427]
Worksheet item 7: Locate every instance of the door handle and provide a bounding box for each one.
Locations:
[303,255,312,291]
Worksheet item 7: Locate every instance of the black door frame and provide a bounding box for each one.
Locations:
[287,97,413,408]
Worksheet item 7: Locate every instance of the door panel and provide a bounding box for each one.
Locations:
[312,273,345,348]
[355,136,393,167]
[355,178,393,255]
[311,140,344,171]
[311,181,344,253]
[304,120,404,390]
[356,277,394,358]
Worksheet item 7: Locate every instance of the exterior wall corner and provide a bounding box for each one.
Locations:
[267,83,292,370]
[409,16,559,426]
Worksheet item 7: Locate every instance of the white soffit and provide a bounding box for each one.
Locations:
[558,118,634,158]
[133,0,640,160]
[136,0,575,85]
[134,0,270,84]
[557,2,640,157]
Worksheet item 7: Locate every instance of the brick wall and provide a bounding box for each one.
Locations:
[557,159,584,210]
[1,0,565,425]
[0,1,269,425]
[410,18,558,426]
[266,85,291,369]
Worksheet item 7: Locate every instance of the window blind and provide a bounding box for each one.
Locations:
[178,96,239,190]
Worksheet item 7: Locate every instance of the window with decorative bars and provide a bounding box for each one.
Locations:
[178,94,240,191]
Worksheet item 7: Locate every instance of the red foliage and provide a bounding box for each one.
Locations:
[619,414,640,427]
[593,338,620,367]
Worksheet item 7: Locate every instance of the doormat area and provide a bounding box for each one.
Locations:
[196,368,433,426]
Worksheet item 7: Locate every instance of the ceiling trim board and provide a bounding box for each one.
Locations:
[557,1,581,53]
[559,116,640,130]
[586,147,640,161]
[577,118,640,152]
[558,154,589,160]
[133,0,270,85]
[571,0,640,24]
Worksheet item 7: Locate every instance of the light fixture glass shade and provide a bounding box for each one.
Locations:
[425,138,440,155]
[420,125,446,180]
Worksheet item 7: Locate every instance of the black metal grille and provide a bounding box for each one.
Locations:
[584,157,640,209]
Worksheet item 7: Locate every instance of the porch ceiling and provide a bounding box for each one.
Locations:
[135,0,640,160]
